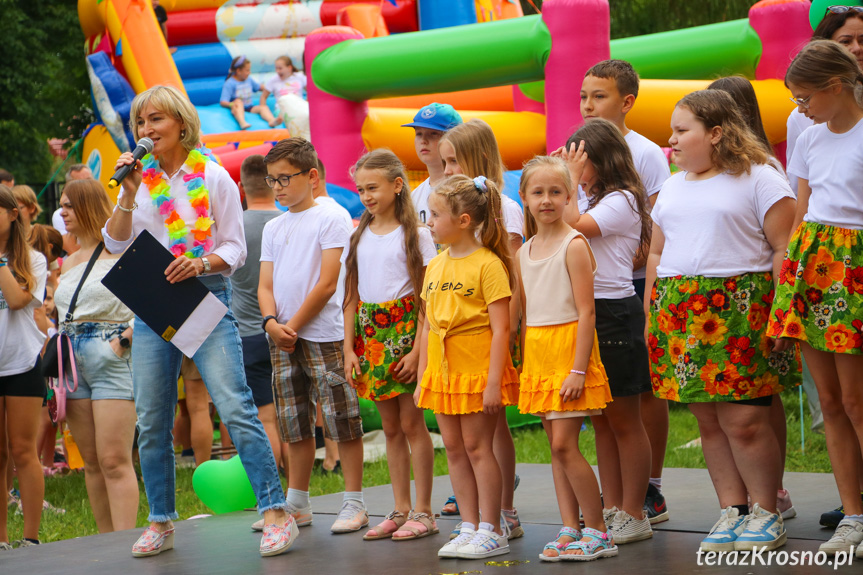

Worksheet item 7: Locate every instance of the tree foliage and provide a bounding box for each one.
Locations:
[0,0,93,184]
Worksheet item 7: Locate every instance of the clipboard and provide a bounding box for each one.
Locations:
[101,229,227,357]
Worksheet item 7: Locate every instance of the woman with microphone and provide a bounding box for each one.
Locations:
[103,85,294,558]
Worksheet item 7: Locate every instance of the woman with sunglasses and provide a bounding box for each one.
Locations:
[106,85,295,558]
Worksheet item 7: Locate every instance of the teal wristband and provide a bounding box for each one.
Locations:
[0,256,7,268]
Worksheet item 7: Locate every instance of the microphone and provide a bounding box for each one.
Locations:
[108,138,154,189]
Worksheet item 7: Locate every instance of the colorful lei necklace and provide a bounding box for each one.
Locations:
[141,147,219,259]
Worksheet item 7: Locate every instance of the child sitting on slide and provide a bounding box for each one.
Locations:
[260,56,311,139]
[221,55,278,130]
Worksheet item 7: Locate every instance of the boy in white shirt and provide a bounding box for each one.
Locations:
[401,103,463,224]
[580,59,672,524]
[259,138,367,534]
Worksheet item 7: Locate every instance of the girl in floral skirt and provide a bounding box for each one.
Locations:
[343,150,439,541]
[646,89,799,552]
[770,40,863,556]
[516,156,615,562]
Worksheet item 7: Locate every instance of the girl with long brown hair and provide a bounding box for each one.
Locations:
[0,184,48,548]
[342,149,438,541]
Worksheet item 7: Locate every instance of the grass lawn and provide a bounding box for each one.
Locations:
[9,388,830,543]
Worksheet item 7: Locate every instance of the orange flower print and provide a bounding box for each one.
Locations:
[833,227,858,249]
[783,316,805,341]
[798,225,814,253]
[653,377,680,401]
[691,311,729,345]
[748,302,768,332]
[752,372,779,397]
[705,367,736,397]
[668,336,686,364]
[366,338,385,367]
[802,247,845,290]
[778,258,797,286]
[825,324,859,354]
[699,359,722,386]
[354,378,371,400]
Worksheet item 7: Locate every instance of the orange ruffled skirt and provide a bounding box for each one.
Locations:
[518,321,612,415]
[417,329,519,415]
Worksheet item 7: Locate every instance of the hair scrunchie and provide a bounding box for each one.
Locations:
[473,175,488,193]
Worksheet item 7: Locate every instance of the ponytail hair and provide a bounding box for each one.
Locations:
[0,185,35,292]
[344,149,426,309]
[518,156,573,241]
[785,39,863,110]
[434,174,513,286]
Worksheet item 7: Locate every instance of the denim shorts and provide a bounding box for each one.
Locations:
[64,322,134,401]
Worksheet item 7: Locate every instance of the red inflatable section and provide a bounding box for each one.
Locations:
[216,143,274,184]
[321,0,418,33]
[166,10,219,46]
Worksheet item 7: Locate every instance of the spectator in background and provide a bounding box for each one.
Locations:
[0,170,13,187]
[53,164,94,235]
[11,186,41,237]
[152,0,168,41]
[230,155,286,472]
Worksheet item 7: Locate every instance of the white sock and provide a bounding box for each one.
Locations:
[479,521,497,534]
[460,522,476,533]
[286,488,310,509]
[343,491,364,506]
[649,477,662,490]
[846,514,863,523]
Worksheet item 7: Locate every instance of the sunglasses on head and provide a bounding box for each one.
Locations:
[826,5,863,15]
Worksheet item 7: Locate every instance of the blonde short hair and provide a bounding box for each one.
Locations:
[129,85,201,152]
[12,185,42,218]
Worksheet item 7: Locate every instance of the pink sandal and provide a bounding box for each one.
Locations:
[363,510,407,541]
[132,525,175,557]
[392,511,439,541]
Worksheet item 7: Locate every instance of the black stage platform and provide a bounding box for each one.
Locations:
[2,465,854,574]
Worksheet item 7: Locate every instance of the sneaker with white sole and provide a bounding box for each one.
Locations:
[259,516,298,557]
[777,489,796,520]
[644,484,669,525]
[819,517,863,555]
[456,528,510,559]
[331,501,369,533]
[700,507,747,552]
[734,504,786,551]
[449,521,464,540]
[439,526,476,558]
[608,510,652,544]
[502,509,524,539]
[251,503,314,531]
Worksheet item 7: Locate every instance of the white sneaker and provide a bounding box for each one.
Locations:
[608,510,653,544]
[602,507,619,529]
[700,507,747,552]
[251,503,314,531]
[456,528,510,559]
[439,526,476,558]
[820,518,863,555]
[734,503,786,551]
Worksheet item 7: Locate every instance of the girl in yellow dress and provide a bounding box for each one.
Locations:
[415,174,518,560]
[516,156,615,562]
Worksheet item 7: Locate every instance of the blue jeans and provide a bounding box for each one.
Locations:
[132,275,285,522]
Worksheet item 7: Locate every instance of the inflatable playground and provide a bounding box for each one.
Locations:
[76,0,814,430]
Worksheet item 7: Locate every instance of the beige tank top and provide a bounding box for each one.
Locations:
[520,229,596,327]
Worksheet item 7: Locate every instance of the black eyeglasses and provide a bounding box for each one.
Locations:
[265,169,310,188]
[826,5,863,15]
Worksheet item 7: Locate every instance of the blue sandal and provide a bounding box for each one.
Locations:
[539,527,581,562]
[561,527,618,562]
[440,495,459,516]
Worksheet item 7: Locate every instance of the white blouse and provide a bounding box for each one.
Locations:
[55,259,133,324]
[101,158,247,275]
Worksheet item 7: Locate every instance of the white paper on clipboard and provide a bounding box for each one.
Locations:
[168,291,228,357]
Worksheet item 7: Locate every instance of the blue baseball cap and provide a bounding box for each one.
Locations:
[401,103,463,131]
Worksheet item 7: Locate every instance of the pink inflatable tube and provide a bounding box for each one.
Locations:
[542,0,610,151]
[749,0,812,81]
[305,27,369,191]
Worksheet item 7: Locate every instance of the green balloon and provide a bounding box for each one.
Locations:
[810,0,863,30]
[192,455,257,514]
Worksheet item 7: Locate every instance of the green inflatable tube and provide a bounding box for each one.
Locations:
[313,15,551,101]
[359,398,539,432]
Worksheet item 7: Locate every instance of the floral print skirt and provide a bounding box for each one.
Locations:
[768,221,863,355]
[353,295,418,401]
[648,272,800,403]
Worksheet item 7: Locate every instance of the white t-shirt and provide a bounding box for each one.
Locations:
[357,226,437,304]
[585,191,641,299]
[315,195,354,311]
[652,164,794,278]
[260,204,351,342]
[264,72,306,99]
[785,109,814,196]
[788,118,863,230]
[411,178,433,225]
[0,249,47,377]
[501,195,524,239]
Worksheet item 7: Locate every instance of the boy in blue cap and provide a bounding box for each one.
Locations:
[401,103,463,224]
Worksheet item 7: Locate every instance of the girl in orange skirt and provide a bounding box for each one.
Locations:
[415,174,518,560]
[516,156,616,562]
